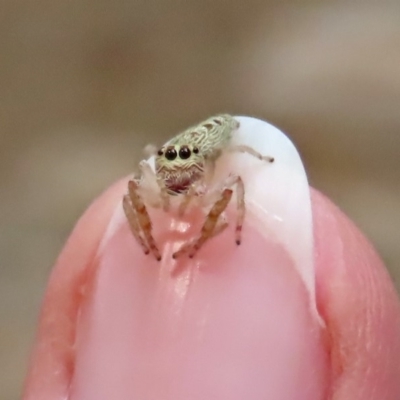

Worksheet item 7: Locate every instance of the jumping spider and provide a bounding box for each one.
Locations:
[123,114,274,261]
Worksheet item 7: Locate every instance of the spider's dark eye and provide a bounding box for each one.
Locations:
[179,145,191,159]
[157,149,163,156]
[193,147,199,154]
[165,147,177,160]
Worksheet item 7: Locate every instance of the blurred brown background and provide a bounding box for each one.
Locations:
[1,1,399,398]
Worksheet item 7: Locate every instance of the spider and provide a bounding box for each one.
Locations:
[123,114,274,261]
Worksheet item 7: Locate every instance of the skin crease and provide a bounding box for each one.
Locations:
[22,179,400,400]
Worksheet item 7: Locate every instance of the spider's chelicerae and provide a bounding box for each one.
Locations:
[123,114,274,261]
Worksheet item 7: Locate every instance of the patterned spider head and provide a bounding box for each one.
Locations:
[155,144,204,194]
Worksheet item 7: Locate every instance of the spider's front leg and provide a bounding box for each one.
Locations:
[123,180,162,261]
[172,188,233,259]
[172,173,246,259]
[123,191,150,256]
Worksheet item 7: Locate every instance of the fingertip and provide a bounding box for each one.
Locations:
[311,188,400,399]
[24,183,400,400]
[23,178,130,400]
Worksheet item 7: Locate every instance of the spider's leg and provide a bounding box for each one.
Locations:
[212,216,229,237]
[139,161,170,212]
[204,174,246,246]
[127,180,162,261]
[172,214,229,259]
[172,188,233,259]
[228,144,274,163]
[122,194,150,255]
[221,175,245,245]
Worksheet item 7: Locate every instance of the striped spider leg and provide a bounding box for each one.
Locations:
[122,160,171,261]
[123,179,162,261]
[172,174,245,259]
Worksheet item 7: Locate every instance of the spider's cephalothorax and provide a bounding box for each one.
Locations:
[155,114,239,195]
[123,114,274,261]
[155,143,204,195]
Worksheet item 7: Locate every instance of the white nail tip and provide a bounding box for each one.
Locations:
[216,116,318,321]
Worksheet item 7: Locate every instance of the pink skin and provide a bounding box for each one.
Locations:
[23,179,400,400]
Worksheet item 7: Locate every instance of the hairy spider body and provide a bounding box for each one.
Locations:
[123,114,274,261]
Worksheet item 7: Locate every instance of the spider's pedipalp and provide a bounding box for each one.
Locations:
[139,161,170,211]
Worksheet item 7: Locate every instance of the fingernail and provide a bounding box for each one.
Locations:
[70,117,328,399]
[219,116,318,317]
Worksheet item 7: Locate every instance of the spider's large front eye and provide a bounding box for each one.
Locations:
[165,147,177,160]
[179,145,191,159]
